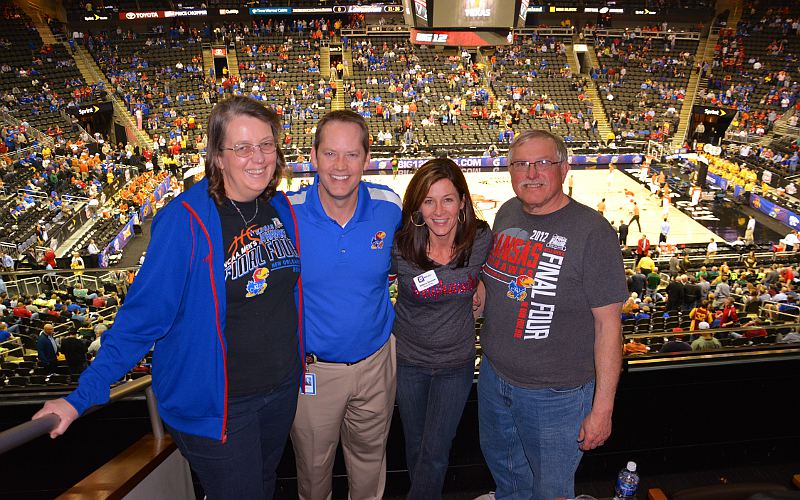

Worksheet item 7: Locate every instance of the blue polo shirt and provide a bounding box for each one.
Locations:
[288,177,401,363]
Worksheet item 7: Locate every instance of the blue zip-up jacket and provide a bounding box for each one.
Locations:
[65,178,305,441]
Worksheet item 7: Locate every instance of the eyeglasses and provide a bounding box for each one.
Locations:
[221,142,277,158]
[509,159,562,173]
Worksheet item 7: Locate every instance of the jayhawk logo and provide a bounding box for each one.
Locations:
[507,275,534,301]
[246,267,270,297]
[371,231,387,249]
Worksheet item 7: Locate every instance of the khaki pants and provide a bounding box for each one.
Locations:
[291,336,396,500]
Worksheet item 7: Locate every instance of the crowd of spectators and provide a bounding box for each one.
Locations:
[489,33,601,144]
[622,251,800,355]
[344,38,499,152]
[705,3,800,139]
[1,6,108,144]
[0,133,162,269]
[591,28,697,142]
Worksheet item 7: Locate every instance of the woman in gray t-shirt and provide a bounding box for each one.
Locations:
[392,158,492,499]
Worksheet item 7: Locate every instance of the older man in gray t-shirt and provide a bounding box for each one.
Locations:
[477,130,628,500]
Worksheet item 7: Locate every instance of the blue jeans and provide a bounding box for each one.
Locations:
[478,358,594,500]
[396,361,474,500]
[167,365,299,500]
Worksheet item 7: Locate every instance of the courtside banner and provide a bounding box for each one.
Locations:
[750,194,799,229]
[287,154,644,172]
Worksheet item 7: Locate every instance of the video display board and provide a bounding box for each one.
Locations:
[431,0,519,28]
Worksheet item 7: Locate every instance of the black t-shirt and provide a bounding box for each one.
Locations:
[218,197,300,397]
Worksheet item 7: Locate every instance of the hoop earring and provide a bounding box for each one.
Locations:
[458,208,466,223]
[411,211,426,227]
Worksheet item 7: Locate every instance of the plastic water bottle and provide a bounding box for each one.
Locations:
[614,461,639,499]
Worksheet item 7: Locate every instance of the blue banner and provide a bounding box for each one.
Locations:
[97,176,172,268]
[98,217,136,268]
[750,193,800,229]
[139,176,172,221]
[706,172,729,191]
[287,154,644,173]
[250,7,292,14]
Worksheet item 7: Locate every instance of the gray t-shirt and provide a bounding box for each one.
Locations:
[392,225,492,368]
[481,198,628,389]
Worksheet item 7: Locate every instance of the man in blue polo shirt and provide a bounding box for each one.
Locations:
[288,110,401,500]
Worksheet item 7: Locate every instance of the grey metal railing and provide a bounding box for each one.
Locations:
[0,375,161,456]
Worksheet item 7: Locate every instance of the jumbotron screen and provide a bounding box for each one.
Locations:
[405,0,525,28]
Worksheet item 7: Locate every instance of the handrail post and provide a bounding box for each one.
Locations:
[145,386,164,441]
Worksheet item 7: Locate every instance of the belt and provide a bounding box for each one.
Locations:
[305,353,368,366]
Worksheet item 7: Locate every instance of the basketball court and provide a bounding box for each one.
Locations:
[282,168,720,246]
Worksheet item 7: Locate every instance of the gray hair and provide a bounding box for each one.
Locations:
[508,129,569,165]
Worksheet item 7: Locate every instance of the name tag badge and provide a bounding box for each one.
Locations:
[413,269,440,292]
[303,373,316,396]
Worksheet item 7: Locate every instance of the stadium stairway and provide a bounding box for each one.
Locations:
[671,0,742,150]
[320,45,331,79]
[202,46,215,80]
[227,47,240,79]
[773,109,798,137]
[332,78,345,110]
[670,34,716,151]
[580,46,614,141]
[485,77,499,117]
[9,6,149,152]
[55,210,105,259]
[69,46,153,151]
[30,15,58,45]
[720,0,745,32]
[16,0,59,44]
[342,47,353,80]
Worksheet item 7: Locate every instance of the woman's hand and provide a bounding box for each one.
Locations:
[32,398,79,438]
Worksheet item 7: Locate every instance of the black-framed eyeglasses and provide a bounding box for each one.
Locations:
[510,159,562,172]
[221,142,277,158]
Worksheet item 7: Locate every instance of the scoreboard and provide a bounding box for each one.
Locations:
[402,0,527,28]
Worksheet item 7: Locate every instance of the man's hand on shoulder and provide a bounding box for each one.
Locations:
[473,280,486,319]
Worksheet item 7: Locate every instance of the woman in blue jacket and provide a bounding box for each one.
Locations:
[34,96,305,499]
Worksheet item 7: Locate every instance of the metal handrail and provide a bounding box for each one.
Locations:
[0,375,161,456]
[0,337,24,354]
[623,250,797,270]
[583,28,701,40]
[624,321,800,341]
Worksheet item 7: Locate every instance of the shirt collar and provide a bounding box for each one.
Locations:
[309,174,372,225]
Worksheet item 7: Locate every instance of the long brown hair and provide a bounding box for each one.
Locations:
[204,96,286,204]
[395,158,487,270]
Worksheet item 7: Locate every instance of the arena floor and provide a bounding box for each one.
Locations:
[283,168,720,245]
